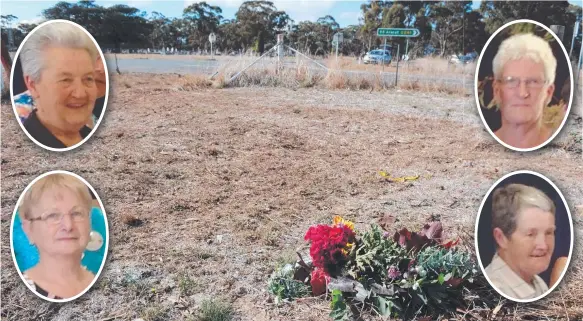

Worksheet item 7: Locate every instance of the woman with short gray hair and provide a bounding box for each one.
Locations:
[491,33,557,149]
[485,183,556,300]
[20,21,99,149]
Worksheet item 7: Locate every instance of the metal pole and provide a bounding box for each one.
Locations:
[383,37,387,72]
[577,42,582,88]
[286,45,329,71]
[211,42,213,60]
[227,45,277,84]
[335,40,339,65]
[405,38,409,57]
[569,20,580,58]
[395,44,400,87]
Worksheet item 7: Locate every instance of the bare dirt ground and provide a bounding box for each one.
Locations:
[1,73,582,320]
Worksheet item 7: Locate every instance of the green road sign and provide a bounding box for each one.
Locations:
[377,28,420,37]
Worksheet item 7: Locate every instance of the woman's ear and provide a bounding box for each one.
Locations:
[544,83,555,106]
[493,227,508,249]
[24,75,39,99]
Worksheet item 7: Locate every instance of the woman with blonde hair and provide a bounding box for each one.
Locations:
[491,33,557,149]
[19,173,95,299]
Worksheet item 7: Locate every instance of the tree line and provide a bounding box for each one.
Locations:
[1,0,581,58]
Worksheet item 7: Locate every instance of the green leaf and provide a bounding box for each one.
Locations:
[375,295,394,317]
[330,290,349,321]
[438,273,445,285]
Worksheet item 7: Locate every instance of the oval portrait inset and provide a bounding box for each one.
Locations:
[475,170,573,302]
[475,19,573,152]
[10,171,109,302]
[10,19,109,151]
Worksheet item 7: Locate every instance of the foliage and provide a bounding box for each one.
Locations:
[235,1,291,54]
[348,224,408,281]
[267,263,310,303]
[199,299,234,321]
[269,216,480,320]
[330,289,351,321]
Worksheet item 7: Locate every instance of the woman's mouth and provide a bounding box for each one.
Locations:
[530,253,546,258]
[65,103,87,109]
[57,237,78,241]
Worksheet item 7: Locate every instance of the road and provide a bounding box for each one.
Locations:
[105,56,474,89]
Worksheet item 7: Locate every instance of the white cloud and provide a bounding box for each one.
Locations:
[185,0,245,9]
[338,11,361,20]
[17,17,46,26]
[127,0,153,7]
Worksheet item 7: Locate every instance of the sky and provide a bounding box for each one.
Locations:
[1,0,581,28]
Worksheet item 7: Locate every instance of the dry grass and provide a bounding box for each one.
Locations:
[206,57,470,94]
[1,73,581,321]
[324,55,475,77]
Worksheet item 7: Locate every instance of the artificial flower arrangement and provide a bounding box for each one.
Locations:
[268,215,479,320]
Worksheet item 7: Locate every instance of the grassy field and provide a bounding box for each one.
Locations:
[1,73,582,320]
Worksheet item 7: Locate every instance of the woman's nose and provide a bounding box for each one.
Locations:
[59,213,74,230]
[518,80,530,98]
[535,234,549,250]
[70,79,88,99]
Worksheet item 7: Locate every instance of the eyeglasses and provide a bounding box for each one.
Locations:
[497,76,547,89]
[28,210,89,225]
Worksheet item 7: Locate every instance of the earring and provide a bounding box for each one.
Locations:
[86,230,104,251]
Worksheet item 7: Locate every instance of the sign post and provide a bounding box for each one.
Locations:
[382,38,387,72]
[377,28,419,86]
[209,32,216,60]
[333,32,343,65]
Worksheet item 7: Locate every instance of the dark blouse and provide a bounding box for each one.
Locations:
[23,110,91,149]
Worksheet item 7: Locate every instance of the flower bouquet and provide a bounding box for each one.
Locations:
[268,216,480,320]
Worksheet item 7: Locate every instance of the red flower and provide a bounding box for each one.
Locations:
[310,268,330,295]
[304,223,356,276]
[442,238,459,249]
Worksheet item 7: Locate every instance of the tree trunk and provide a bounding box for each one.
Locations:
[258,31,265,55]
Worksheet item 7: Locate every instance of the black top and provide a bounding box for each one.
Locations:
[93,96,105,119]
[35,283,63,300]
[23,110,91,149]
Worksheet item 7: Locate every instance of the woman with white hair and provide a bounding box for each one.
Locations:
[19,173,95,299]
[491,33,557,149]
[485,183,556,300]
[20,21,99,149]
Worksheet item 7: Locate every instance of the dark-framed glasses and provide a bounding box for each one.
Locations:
[28,210,89,225]
[497,76,547,89]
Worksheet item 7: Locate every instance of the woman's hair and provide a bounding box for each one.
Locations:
[19,173,92,220]
[20,21,97,83]
[491,183,556,238]
[492,33,557,84]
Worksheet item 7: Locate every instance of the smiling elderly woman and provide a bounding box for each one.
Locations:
[485,184,555,300]
[20,22,98,149]
[20,173,95,300]
[492,33,557,149]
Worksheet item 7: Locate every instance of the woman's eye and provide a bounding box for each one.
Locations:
[45,213,60,221]
[61,78,72,83]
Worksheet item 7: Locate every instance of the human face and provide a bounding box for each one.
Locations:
[493,58,555,127]
[497,207,555,281]
[22,188,91,257]
[26,46,97,132]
